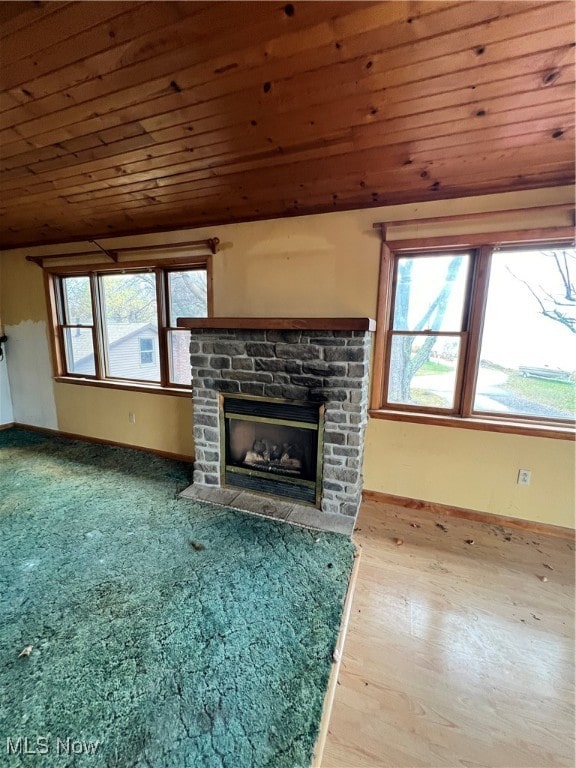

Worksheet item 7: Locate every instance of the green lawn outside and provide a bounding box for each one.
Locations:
[400,361,575,417]
[410,388,448,407]
[506,373,576,416]
[416,360,452,375]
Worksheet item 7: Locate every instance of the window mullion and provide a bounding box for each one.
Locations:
[51,277,67,376]
[90,273,106,380]
[460,246,493,416]
[156,268,169,388]
[371,243,395,409]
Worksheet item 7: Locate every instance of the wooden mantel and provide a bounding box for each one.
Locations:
[176,317,376,331]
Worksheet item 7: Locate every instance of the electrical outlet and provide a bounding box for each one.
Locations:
[128,412,136,424]
[517,469,531,486]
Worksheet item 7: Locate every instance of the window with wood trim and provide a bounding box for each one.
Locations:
[374,240,576,429]
[49,263,210,390]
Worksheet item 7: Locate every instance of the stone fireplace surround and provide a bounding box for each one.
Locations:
[178,318,374,535]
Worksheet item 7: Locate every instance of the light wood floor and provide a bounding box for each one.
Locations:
[322,499,575,768]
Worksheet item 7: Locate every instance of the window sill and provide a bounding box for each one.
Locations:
[54,376,192,398]
[368,408,575,440]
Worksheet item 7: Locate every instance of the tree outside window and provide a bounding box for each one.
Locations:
[52,264,210,389]
[380,243,575,425]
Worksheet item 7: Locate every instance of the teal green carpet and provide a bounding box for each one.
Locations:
[0,429,354,767]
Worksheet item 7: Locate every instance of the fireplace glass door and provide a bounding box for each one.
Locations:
[221,396,324,505]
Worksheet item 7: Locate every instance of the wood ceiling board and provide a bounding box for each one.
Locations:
[28,97,571,203]
[0,2,72,41]
[1,1,574,248]
[1,1,445,99]
[65,155,572,219]
[3,12,566,152]
[1,3,141,68]
[3,20,571,157]
[53,129,572,210]
[80,89,574,189]
[3,96,574,199]
[0,2,370,131]
[4,63,572,186]
[0,3,212,92]
[0,1,551,141]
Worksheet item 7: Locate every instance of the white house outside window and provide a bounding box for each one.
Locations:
[50,264,210,391]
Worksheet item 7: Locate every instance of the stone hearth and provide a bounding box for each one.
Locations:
[178,319,374,535]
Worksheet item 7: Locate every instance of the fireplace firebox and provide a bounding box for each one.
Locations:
[221,395,324,506]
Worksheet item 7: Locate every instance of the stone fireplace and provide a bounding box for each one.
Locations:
[177,318,374,535]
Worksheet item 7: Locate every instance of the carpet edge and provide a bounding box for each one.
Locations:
[311,546,362,767]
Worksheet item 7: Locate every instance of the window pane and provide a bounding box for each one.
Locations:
[393,254,470,332]
[168,270,207,325]
[139,337,155,365]
[62,276,93,325]
[388,334,461,409]
[168,330,191,386]
[101,273,160,382]
[64,327,95,375]
[474,248,576,420]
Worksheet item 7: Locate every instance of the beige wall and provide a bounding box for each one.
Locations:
[56,384,194,458]
[1,187,574,526]
[0,254,14,424]
[364,419,575,528]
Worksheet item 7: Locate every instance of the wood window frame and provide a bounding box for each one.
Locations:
[45,255,212,396]
[370,232,575,440]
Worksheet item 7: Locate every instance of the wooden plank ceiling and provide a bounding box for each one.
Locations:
[0,0,574,248]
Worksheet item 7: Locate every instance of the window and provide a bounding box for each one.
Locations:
[167,269,208,386]
[375,240,575,432]
[387,253,471,410]
[139,338,155,366]
[60,276,96,376]
[49,262,210,391]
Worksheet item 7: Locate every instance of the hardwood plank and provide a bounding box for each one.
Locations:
[273,21,575,118]
[5,108,565,202]
[362,490,575,539]
[0,3,36,28]
[4,3,540,118]
[142,75,574,152]
[48,152,567,217]
[322,498,575,767]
